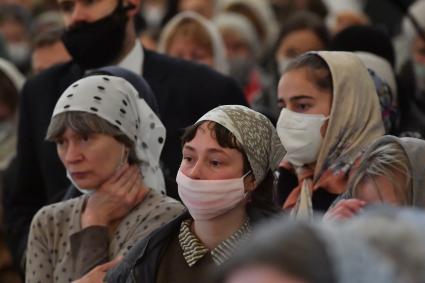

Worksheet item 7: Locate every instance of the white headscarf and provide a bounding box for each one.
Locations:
[52,75,166,194]
[217,0,278,51]
[0,57,25,90]
[355,51,397,100]
[158,11,229,74]
[214,12,260,57]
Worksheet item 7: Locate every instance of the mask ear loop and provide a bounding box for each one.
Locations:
[242,170,254,200]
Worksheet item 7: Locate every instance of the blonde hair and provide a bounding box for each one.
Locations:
[165,17,213,55]
[348,141,411,204]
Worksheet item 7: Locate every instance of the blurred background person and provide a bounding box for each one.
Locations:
[177,0,216,19]
[217,0,278,64]
[30,27,71,74]
[269,11,329,121]
[396,0,425,138]
[214,217,396,283]
[268,0,328,26]
[214,12,274,117]
[329,25,399,134]
[0,57,24,283]
[158,11,229,74]
[0,4,33,74]
[323,0,369,35]
[337,207,425,283]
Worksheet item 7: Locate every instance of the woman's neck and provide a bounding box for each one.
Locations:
[191,204,248,250]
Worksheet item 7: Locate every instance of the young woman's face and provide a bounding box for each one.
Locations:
[56,128,127,190]
[278,68,332,136]
[180,122,246,181]
[167,35,214,68]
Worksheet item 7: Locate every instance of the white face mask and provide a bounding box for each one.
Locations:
[141,4,165,28]
[66,145,128,195]
[7,42,30,65]
[276,108,328,167]
[176,170,251,221]
[0,120,14,143]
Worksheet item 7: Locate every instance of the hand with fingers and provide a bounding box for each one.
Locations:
[81,164,149,228]
[72,256,123,283]
[324,199,366,221]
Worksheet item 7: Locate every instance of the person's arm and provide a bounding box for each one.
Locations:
[71,165,147,277]
[70,226,110,278]
[72,257,122,283]
[25,208,54,283]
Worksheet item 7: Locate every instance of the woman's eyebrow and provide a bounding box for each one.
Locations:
[289,95,314,103]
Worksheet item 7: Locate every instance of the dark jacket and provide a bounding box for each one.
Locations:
[105,212,189,283]
[3,50,247,267]
[105,208,280,283]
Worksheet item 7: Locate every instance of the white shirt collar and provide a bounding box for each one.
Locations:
[118,40,144,75]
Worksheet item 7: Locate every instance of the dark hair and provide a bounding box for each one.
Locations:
[274,11,329,58]
[214,219,336,283]
[0,70,19,116]
[46,112,141,165]
[329,25,395,68]
[285,52,333,93]
[181,121,280,221]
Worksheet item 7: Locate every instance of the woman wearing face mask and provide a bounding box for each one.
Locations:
[275,51,385,217]
[25,73,184,283]
[105,105,285,283]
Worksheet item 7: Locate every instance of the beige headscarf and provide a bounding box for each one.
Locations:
[287,51,385,218]
[197,105,285,185]
[314,51,384,178]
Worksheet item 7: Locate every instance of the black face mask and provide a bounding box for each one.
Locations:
[61,3,130,70]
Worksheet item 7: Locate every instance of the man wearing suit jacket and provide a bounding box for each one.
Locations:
[4,0,246,270]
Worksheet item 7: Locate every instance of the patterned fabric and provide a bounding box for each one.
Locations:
[197,105,285,185]
[179,219,251,267]
[52,75,166,194]
[26,190,184,282]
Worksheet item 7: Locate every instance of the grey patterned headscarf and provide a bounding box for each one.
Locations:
[197,105,285,184]
[52,75,166,194]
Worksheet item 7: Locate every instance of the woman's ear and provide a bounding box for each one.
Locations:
[244,173,256,193]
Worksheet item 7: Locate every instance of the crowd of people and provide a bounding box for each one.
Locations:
[0,0,425,282]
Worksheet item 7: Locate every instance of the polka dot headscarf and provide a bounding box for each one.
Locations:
[52,75,166,194]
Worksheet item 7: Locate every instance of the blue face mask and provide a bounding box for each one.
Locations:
[66,145,128,195]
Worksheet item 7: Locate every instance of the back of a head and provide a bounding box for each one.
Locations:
[274,11,329,54]
[340,206,425,283]
[214,217,336,283]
